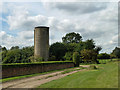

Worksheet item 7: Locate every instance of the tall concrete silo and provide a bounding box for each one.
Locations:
[34,26,49,61]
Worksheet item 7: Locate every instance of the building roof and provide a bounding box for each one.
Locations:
[35,26,49,28]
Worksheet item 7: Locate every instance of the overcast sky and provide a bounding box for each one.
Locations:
[0,1,119,53]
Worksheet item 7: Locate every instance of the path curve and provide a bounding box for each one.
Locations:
[2,66,88,88]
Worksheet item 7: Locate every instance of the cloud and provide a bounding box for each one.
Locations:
[109,34,119,45]
[43,2,107,14]
[18,31,34,39]
[8,12,47,30]
[1,31,34,49]
[2,2,118,53]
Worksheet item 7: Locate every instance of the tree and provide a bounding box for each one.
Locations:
[97,53,110,59]
[81,49,98,63]
[21,46,34,63]
[3,49,22,63]
[29,56,44,62]
[49,42,67,60]
[1,50,7,63]
[75,39,97,53]
[10,46,19,50]
[73,52,80,67]
[74,41,86,53]
[48,55,56,61]
[62,32,82,43]
[110,54,116,59]
[64,52,73,61]
[0,45,2,52]
[84,39,95,50]
[112,47,120,58]
[64,43,78,53]
[2,46,34,63]
[94,46,102,54]
[1,47,7,51]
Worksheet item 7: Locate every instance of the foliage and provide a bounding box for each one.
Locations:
[62,32,82,43]
[2,46,34,63]
[84,39,95,50]
[112,47,120,58]
[0,45,7,52]
[48,55,56,61]
[1,32,102,64]
[75,39,96,53]
[73,52,80,67]
[97,53,110,59]
[21,46,34,63]
[2,61,73,68]
[64,43,78,53]
[49,42,67,60]
[1,47,7,51]
[80,49,98,63]
[3,49,22,63]
[64,52,73,61]
[110,54,116,59]
[29,56,44,62]
[94,46,102,54]
[1,51,7,61]
[49,33,101,63]
[10,46,19,50]
[89,65,97,69]
[0,45,1,52]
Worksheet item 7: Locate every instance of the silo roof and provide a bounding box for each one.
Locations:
[35,26,49,28]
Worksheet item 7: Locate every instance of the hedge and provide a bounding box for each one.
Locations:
[1,61,73,68]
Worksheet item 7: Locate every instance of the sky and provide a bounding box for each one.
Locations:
[0,0,119,53]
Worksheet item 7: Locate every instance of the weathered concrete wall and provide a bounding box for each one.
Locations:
[2,62,74,78]
[34,26,49,61]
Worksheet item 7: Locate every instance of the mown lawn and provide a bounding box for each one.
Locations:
[38,61,118,88]
[98,58,119,64]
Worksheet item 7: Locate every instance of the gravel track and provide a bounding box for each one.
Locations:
[2,66,88,88]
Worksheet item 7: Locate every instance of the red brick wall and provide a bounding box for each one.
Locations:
[2,62,74,78]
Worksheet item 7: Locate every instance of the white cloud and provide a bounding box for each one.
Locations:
[1,31,34,49]
[109,34,119,45]
[43,2,107,15]
[2,2,118,53]
[18,31,34,40]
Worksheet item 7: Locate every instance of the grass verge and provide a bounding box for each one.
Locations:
[38,61,118,88]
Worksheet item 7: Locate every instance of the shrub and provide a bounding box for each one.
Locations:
[110,54,116,59]
[3,49,22,63]
[48,55,56,61]
[49,42,67,60]
[81,49,98,63]
[29,56,44,62]
[73,52,80,67]
[2,46,34,64]
[89,65,97,70]
[64,52,73,61]
[97,53,110,59]
[112,47,120,58]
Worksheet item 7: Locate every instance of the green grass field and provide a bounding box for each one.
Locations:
[38,61,118,88]
[98,58,118,64]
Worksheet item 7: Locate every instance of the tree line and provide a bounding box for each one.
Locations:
[0,32,120,64]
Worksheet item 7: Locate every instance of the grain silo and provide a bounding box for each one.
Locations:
[34,26,49,61]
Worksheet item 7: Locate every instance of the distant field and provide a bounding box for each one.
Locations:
[98,58,119,64]
[38,61,118,88]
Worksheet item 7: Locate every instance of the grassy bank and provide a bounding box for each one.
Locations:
[38,61,118,88]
